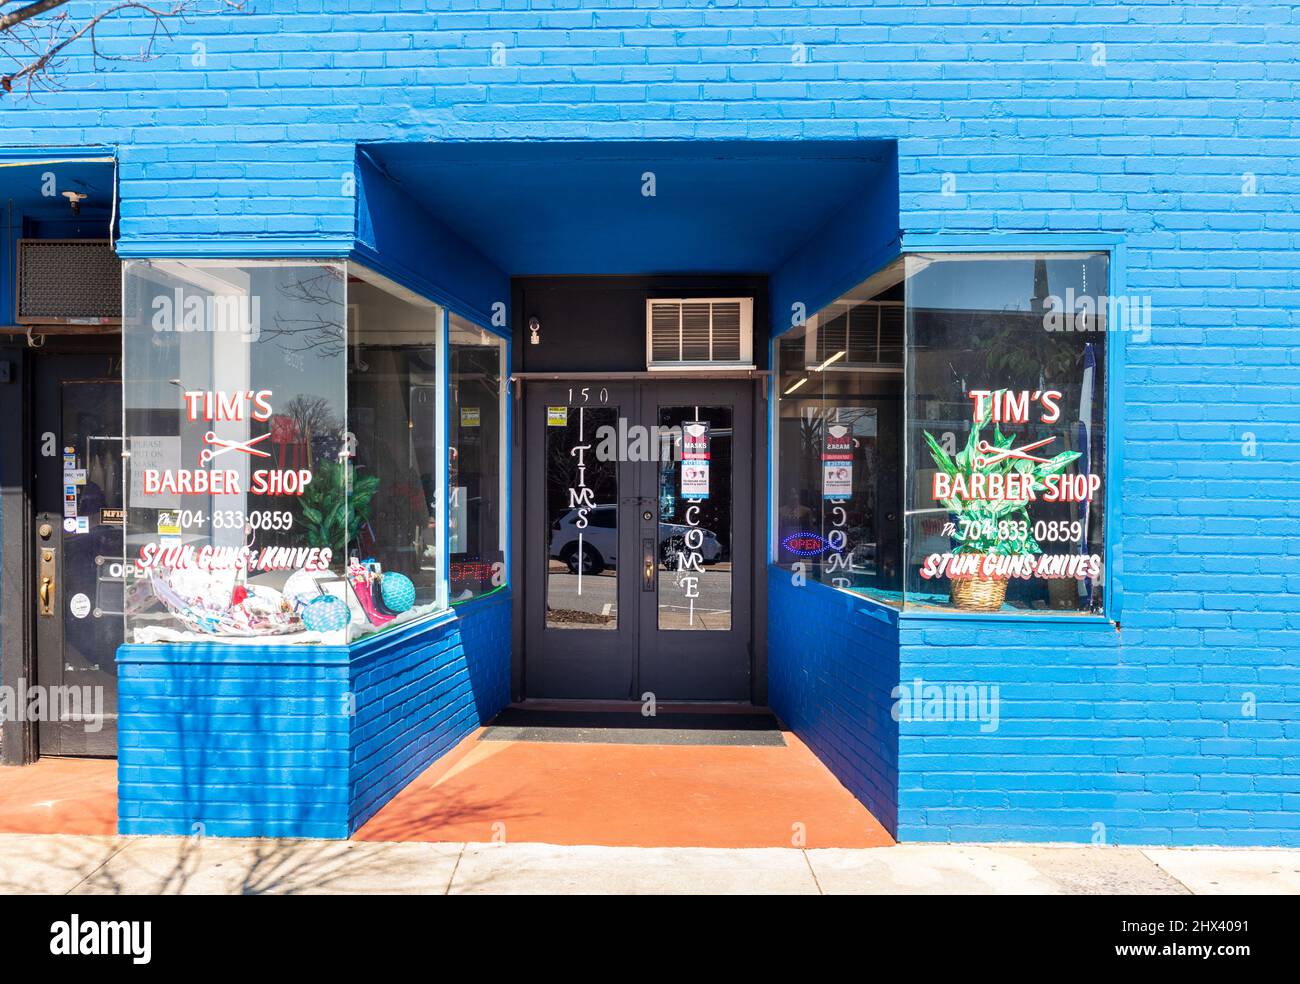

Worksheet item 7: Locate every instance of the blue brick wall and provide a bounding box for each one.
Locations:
[350,592,510,832]
[768,570,900,837]
[118,643,353,838]
[9,1,1300,845]
[118,594,511,839]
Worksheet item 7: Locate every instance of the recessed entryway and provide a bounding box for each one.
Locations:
[354,706,894,849]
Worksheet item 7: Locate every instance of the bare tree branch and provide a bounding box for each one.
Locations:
[0,0,246,96]
[0,0,68,33]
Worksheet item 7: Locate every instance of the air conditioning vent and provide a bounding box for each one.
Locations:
[17,239,121,326]
[806,301,903,369]
[645,297,753,369]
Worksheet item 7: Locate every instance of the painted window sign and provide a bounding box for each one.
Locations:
[122,259,350,644]
[545,400,619,630]
[904,252,1108,615]
[777,251,1106,616]
[123,261,452,644]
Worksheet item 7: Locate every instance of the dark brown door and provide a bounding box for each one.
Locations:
[523,378,753,701]
[33,354,123,756]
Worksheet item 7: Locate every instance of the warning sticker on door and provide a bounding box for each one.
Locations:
[681,421,710,499]
[69,593,91,619]
[822,423,854,499]
[157,510,182,539]
[547,406,568,427]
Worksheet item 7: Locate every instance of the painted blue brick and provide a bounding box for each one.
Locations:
[115,594,510,839]
[768,570,899,837]
[4,0,1299,847]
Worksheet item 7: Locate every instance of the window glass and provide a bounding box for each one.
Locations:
[123,259,348,644]
[657,404,733,630]
[448,315,507,603]
[346,272,445,637]
[545,403,620,629]
[775,261,905,606]
[903,253,1107,614]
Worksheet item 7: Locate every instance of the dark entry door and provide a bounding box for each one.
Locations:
[523,378,753,701]
[33,354,123,756]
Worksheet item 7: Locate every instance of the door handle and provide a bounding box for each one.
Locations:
[642,537,655,591]
[38,546,55,616]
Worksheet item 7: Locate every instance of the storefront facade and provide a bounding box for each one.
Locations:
[1,1,1295,846]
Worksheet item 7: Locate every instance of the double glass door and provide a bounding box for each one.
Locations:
[523,379,754,700]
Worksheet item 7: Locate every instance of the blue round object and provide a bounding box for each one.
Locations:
[302,595,350,633]
[380,572,416,613]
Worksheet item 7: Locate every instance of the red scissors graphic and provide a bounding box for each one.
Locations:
[974,436,1055,469]
[199,431,271,466]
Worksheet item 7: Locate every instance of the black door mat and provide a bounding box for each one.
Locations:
[480,708,787,746]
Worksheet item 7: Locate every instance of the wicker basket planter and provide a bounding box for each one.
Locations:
[949,556,1008,612]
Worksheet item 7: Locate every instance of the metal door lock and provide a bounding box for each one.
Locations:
[38,548,56,616]
[642,537,655,591]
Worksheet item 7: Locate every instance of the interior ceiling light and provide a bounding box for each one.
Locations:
[783,376,808,395]
[814,350,846,372]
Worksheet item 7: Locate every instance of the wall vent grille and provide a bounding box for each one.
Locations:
[645,297,753,369]
[17,239,121,326]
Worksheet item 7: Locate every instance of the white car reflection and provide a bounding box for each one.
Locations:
[550,505,723,574]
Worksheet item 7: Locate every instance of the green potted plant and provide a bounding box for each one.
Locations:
[924,404,1079,612]
[298,459,380,559]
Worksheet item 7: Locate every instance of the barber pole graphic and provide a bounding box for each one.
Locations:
[681,421,710,499]
[822,423,853,499]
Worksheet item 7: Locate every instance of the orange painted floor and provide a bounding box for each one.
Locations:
[356,728,894,849]
[0,757,117,836]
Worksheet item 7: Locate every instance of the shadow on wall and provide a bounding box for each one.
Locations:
[118,647,352,839]
[348,593,513,833]
[767,569,900,837]
[115,593,513,840]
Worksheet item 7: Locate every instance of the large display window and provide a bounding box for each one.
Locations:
[775,261,905,605]
[904,252,1107,615]
[123,260,350,643]
[122,259,452,645]
[346,269,447,631]
[775,250,1108,616]
[448,315,507,603]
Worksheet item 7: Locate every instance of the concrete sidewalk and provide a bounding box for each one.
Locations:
[1,833,1297,894]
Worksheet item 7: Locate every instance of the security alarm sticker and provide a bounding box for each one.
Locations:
[69,593,91,619]
[460,407,480,428]
[681,421,710,499]
[822,423,854,499]
[547,406,568,427]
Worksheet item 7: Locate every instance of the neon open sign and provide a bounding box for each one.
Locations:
[781,532,828,557]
